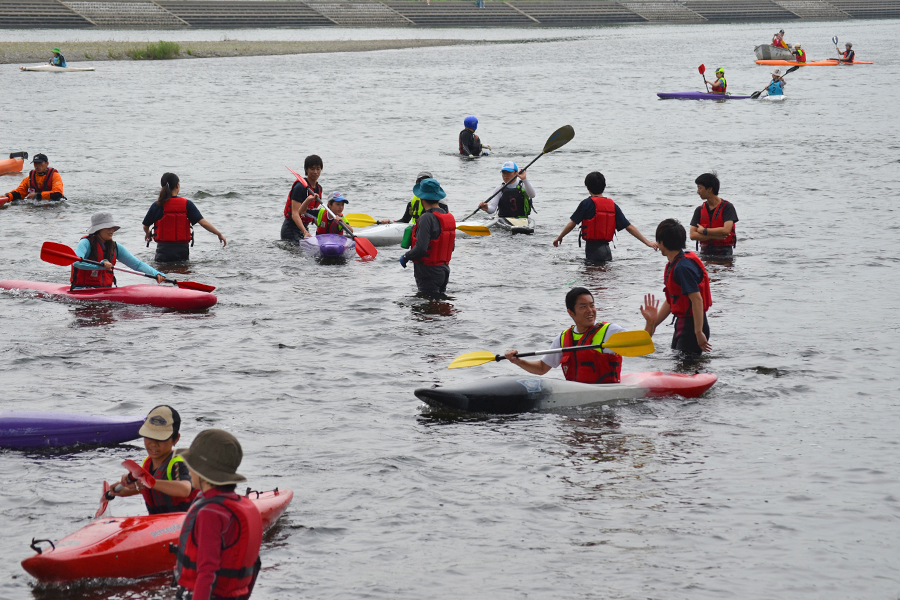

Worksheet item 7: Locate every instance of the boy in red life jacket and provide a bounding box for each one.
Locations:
[641,219,713,355]
[108,405,196,514]
[3,153,64,202]
[399,178,456,299]
[552,171,658,263]
[503,287,628,384]
[174,429,263,600]
[689,172,738,258]
[280,154,323,243]
[309,191,350,235]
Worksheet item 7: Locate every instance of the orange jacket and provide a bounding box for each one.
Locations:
[5,170,64,201]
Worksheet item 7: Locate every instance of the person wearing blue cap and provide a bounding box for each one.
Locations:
[399,178,456,299]
[309,191,351,235]
[459,116,489,157]
[478,161,536,219]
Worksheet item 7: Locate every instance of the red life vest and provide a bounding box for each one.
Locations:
[139,454,198,515]
[697,200,736,249]
[411,210,456,266]
[29,168,58,192]
[664,252,713,318]
[580,196,617,242]
[794,48,806,62]
[315,208,344,235]
[559,323,622,384]
[772,36,787,49]
[153,196,193,244]
[173,491,263,598]
[70,235,116,289]
[283,177,322,225]
[842,49,855,61]
[712,77,727,93]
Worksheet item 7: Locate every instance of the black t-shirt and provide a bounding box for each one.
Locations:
[690,201,738,228]
[670,252,703,295]
[142,200,203,227]
[290,180,321,204]
[570,197,630,230]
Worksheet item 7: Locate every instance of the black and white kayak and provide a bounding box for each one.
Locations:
[415,372,717,414]
[484,215,535,235]
[20,64,95,72]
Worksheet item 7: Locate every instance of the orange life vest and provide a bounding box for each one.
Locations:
[153,196,193,244]
[70,235,116,289]
[559,323,622,384]
[411,210,456,266]
[283,177,321,225]
[664,252,713,318]
[580,196,617,242]
[696,199,736,249]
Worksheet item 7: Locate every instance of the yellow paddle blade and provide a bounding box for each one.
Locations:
[456,224,491,236]
[344,213,378,227]
[448,350,498,369]
[603,330,655,357]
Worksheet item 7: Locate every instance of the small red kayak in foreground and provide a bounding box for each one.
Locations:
[0,280,216,310]
[22,489,293,582]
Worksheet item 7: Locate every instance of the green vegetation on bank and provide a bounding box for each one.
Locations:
[126,40,181,60]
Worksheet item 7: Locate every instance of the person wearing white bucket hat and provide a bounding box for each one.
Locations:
[766,69,786,97]
[70,212,167,289]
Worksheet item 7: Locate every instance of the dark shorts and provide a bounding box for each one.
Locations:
[585,240,613,263]
[699,244,733,258]
[413,262,450,299]
[281,218,307,243]
[154,242,190,263]
[672,313,710,355]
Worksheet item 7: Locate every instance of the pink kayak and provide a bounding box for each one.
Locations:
[0,280,217,310]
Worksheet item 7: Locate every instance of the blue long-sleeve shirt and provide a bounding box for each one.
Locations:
[74,238,165,280]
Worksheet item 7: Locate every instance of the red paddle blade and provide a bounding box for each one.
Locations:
[122,459,156,488]
[94,481,111,519]
[355,237,377,261]
[40,241,80,266]
[698,64,706,74]
[176,280,216,293]
[285,165,303,181]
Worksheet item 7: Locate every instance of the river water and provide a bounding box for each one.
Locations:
[1,19,899,600]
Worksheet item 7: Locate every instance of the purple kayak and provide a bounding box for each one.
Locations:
[299,233,355,258]
[658,91,752,100]
[0,411,144,449]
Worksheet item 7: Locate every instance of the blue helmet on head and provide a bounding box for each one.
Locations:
[464,116,478,130]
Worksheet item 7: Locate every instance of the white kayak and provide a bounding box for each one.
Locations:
[763,94,786,102]
[354,222,406,246]
[490,215,535,235]
[21,64,95,72]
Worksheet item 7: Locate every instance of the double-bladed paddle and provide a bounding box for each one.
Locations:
[94,460,157,518]
[699,64,710,92]
[285,166,378,260]
[750,64,801,99]
[344,212,491,237]
[461,125,575,223]
[448,330,655,369]
[833,35,839,54]
[40,241,215,292]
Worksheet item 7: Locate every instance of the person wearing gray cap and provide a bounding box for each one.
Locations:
[377,171,449,226]
[71,212,167,289]
[172,429,263,600]
[3,153,64,203]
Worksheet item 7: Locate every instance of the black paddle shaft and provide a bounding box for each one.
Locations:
[751,65,801,99]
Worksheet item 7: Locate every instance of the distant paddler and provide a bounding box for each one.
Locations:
[764,69,786,98]
[552,171,657,263]
[459,116,490,157]
[791,43,807,63]
[399,178,456,299]
[477,161,536,220]
[72,212,167,289]
[836,42,855,63]
[311,191,351,234]
[281,154,323,243]
[49,47,66,67]
[772,29,789,50]
[704,68,727,94]
[142,172,227,263]
[3,153,64,203]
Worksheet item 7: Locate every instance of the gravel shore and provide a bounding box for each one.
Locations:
[0,39,472,64]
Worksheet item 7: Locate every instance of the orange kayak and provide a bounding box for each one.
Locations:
[0,152,27,176]
[756,59,873,66]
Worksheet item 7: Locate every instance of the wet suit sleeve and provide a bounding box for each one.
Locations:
[672,259,702,296]
[173,460,191,482]
[116,244,165,279]
[186,200,203,225]
[142,204,163,227]
[614,204,630,230]
[405,213,437,261]
[397,202,413,224]
[569,198,596,224]
[35,172,64,201]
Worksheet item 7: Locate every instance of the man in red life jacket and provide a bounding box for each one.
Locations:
[280,154,323,243]
[108,405,196,514]
[641,219,713,355]
[837,42,855,63]
[791,43,807,63]
[552,171,657,263]
[689,172,738,258]
[174,429,263,600]
[772,29,789,50]
[503,287,628,383]
[399,178,455,299]
[3,153,64,202]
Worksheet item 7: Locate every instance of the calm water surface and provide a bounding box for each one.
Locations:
[1,20,899,600]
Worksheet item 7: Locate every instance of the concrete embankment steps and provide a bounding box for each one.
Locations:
[61,0,188,28]
[828,0,900,17]
[682,0,800,21]
[383,1,535,26]
[156,0,334,27]
[619,1,706,22]
[507,1,647,24]
[0,0,94,27]
[306,1,412,26]
[772,0,850,18]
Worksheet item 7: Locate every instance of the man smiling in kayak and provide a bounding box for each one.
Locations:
[704,68,727,94]
[478,161,536,219]
[503,287,627,383]
[3,153,64,203]
[689,172,738,257]
[108,405,196,514]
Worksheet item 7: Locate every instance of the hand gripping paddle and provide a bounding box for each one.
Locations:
[448,330,655,369]
[94,460,155,518]
[40,242,215,292]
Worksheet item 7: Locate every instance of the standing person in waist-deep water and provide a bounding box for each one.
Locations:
[71,212,166,289]
[837,42,855,63]
[49,47,66,67]
[173,429,263,600]
[399,178,456,299]
[503,287,628,384]
[478,161,536,219]
[689,172,738,257]
[641,219,713,356]
[108,405,197,514]
[142,173,227,263]
[3,153,64,202]
[459,116,486,157]
[552,171,657,263]
[377,171,450,225]
[704,68,727,94]
[281,154,323,243]
[311,191,351,234]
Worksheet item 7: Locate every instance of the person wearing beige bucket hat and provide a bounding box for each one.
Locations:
[172,429,263,600]
[71,212,167,289]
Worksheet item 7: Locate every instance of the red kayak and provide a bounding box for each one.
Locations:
[22,489,293,582]
[0,280,216,310]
